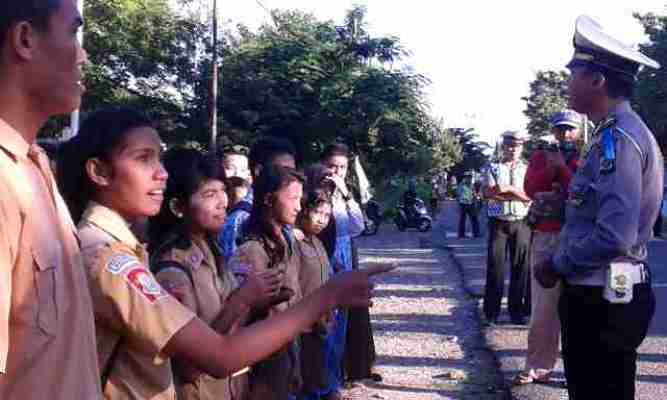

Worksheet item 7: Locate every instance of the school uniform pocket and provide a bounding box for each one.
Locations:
[32,246,59,336]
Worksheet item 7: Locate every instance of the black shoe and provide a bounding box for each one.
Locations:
[511,316,528,325]
[483,318,498,327]
[370,372,383,382]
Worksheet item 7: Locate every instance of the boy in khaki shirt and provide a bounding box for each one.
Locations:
[0,0,102,398]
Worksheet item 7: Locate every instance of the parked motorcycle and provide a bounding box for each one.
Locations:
[362,199,382,236]
[394,198,432,232]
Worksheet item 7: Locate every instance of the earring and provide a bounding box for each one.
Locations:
[175,212,183,218]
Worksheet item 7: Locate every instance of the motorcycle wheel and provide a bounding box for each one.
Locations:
[369,220,380,235]
[417,218,431,232]
[361,220,375,236]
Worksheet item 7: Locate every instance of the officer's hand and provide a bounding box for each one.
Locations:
[535,259,559,289]
[324,264,397,308]
[239,269,283,309]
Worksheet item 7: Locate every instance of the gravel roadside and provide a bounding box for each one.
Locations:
[340,220,507,400]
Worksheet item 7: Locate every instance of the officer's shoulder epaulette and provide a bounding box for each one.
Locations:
[599,126,616,174]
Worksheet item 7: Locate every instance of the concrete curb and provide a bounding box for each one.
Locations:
[433,202,568,400]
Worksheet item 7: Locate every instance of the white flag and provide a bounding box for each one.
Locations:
[354,156,372,205]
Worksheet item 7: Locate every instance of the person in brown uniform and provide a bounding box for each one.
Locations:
[296,188,335,399]
[231,165,307,400]
[150,148,283,400]
[57,107,394,400]
[0,0,102,398]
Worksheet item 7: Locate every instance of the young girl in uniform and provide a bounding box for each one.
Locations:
[295,188,335,400]
[56,107,390,400]
[148,148,264,400]
[229,165,307,400]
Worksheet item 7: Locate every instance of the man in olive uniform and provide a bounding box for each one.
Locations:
[535,15,663,400]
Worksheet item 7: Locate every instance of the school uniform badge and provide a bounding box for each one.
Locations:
[125,266,168,303]
[105,253,140,275]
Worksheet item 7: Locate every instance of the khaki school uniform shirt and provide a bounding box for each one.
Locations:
[235,237,302,311]
[154,237,247,400]
[297,236,330,298]
[78,202,196,400]
[0,120,102,399]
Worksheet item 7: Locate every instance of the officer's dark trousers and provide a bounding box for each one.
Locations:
[483,218,530,321]
[458,204,480,238]
[559,282,655,400]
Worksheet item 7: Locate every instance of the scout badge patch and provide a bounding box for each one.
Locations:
[603,262,636,304]
[125,266,168,303]
[105,253,140,275]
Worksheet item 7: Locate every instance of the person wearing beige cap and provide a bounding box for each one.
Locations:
[535,15,662,399]
[514,109,583,386]
[481,130,532,326]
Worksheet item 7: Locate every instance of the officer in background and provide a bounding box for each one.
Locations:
[535,15,663,400]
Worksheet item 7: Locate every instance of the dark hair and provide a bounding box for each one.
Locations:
[37,138,60,161]
[299,188,332,226]
[0,0,61,48]
[321,143,350,161]
[304,163,334,195]
[302,188,332,214]
[245,165,304,265]
[56,107,153,224]
[584,65,635,100]
[148,148,224,262]
[225,176,250,191]
[303,164,337,257]
[248,136,296,175]
[219,144,249,158]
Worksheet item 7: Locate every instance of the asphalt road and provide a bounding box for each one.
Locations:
[438,199,667,398]
[647,240,667,336]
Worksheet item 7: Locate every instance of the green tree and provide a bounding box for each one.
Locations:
[83,0,213,143]
[221,6,456,180]
[522,70,569,138]
[39,0,215,143]
[634,12,667,156]
[448,128,490,178]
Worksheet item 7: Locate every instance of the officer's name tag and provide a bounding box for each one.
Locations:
[603,262,637,304]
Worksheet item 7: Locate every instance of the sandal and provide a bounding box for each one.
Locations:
[513,371,553,386]
[512,372,535,385]
[533,372,553,383]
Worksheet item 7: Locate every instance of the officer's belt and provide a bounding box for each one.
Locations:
[565,263,650,287]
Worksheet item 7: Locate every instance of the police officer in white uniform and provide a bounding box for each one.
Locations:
[535,15,663,400]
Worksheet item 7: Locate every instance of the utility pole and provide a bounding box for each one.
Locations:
[70,0,84,138]
[209,0,219,150]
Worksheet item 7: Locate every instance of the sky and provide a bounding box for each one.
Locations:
[223,1,666,145]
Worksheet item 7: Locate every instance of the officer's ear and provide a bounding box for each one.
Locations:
[85,158,113,187]
[591,71,606,91]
